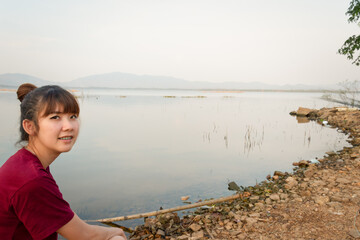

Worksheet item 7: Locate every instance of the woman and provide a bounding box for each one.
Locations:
[0,83,126,240]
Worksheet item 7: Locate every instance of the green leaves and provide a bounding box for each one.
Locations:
[338,35,360,66]
[347,0,360,23]
[339,0,360,66]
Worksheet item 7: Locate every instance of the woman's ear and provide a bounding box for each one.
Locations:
[23,119,36,136]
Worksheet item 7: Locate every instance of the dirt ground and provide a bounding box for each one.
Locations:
[126,107,360,240]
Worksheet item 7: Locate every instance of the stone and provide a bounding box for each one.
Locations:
[254,202,265,209]
[312,180,326,187]
[245,217,257,226]
[144,218,157,228]
[156,229,165,237]
[189,223,202,232]
[225,222,233,230]
[274,171,286,176]
[191,230,204,239]
[326,201,343,210]
[181,196,190,201]
[250,196,259,201]
[300,190,311,197]
[177,235,190,240]
[348,229,360,239]
[296,107,316,117]
[269,194,280,201]
[285,176,298,189]
[314,196,330,205]
[298,160,309,167]
[249,213,260,218]
[304,168,315,178]
[326,151,337,156]
[336,177,351,184]
[279,193,288,200]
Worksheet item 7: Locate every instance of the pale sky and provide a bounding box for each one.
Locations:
[1,0,359,85]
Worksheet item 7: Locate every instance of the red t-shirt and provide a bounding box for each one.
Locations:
[0,148,74,240]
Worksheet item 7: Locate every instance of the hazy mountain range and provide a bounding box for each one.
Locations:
[0,73,338,91]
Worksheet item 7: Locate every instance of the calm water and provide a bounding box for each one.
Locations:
[0,89,351,228]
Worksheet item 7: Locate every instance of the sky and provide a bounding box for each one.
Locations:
[0,0,359,85]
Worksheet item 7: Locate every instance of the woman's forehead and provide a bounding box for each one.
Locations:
[40,103,65,116]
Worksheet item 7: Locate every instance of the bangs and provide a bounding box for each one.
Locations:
[39,87,80,117]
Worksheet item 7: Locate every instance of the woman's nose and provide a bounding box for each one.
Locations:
[62,118,74,131]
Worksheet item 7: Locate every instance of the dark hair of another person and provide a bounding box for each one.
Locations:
[16,83,80,142]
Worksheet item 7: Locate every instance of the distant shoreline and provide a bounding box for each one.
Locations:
[0,86,343,93]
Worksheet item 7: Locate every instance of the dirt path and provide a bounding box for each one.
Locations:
[129,107,360,240]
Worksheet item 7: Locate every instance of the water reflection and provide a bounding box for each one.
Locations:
[0,89,351,229]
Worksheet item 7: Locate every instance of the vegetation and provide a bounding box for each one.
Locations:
[322,80,360,107]
[338,0,360,65]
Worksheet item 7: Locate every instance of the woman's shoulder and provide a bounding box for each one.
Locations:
[0,148,49,189]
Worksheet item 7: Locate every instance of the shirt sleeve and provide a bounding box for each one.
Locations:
[11,176,75,240]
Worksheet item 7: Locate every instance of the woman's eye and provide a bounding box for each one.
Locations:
[50,115,60,120]
[70,115,78,119]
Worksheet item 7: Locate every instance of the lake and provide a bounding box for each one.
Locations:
[0,89,351,228]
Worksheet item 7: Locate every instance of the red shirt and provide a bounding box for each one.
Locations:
[0,148,74,240]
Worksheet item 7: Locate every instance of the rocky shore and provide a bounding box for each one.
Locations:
[129,107,360,240]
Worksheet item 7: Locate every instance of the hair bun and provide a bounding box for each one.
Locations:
[17,83,37,102]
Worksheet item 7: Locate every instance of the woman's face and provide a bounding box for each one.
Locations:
[33,105,80,156]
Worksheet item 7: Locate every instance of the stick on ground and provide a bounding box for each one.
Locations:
[93,194,241,223]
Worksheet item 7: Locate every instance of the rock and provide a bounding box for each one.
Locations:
[189,223,202,232]
[300,190,311,197]
[181,196,190,201]
[298,160,309,167]
[228,211,241,220]
[156,229,165,237]
[296,107,316,117]
[304,168,315,178]
[348,229,360,239]
[326,201,343,210]
[336,177,351,184]
[228,181,241,191]
[269,194,280,201]
[292,161,300,166]
[279,193,288,200]
[245,217,257,226]
[177,235,190,240]
[191,230,204,239]
[225,222,233,230]
[314,196,330,205]
[326,151,337,156]
[265,198,272,205]
[274,171,286,176]
[254,202,265,209]
[250,196,259,201]
[312,180,326,187]
[249,213,260,218]
[284,176,298,189]
[336,159,344,164]
[144,218,157,228]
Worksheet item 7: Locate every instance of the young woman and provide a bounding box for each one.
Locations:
[0,84,126,240]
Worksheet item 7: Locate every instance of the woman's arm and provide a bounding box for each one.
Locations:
[57,213,127,240]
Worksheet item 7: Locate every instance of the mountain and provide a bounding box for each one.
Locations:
[66,72,189,88]
[0,72,338,90]
[65,72,336,90]
[0,73,51,88]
